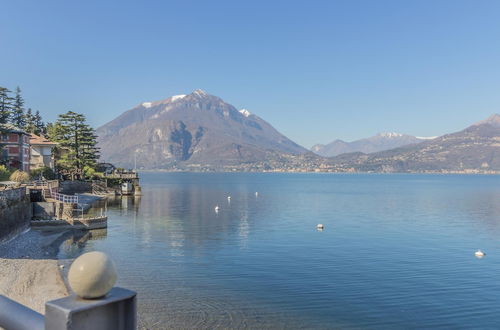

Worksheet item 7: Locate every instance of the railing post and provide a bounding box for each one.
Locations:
[45,251,137,330]
[45,287,137,330]
[0,253,136,330]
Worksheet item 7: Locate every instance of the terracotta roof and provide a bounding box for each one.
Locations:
[29,134,57,146]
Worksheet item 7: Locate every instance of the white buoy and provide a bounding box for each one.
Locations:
[215,205,220,213]
[317,224,324,230]
[255,192,259,197]
[475,250,485,258]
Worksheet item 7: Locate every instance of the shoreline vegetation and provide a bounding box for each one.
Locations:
[139,168,500,174]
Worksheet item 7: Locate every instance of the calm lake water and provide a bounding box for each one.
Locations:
[58,173,500,329]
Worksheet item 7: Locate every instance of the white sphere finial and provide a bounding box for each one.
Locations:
[68,251,117,299]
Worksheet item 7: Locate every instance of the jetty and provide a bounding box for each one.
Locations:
[102,170,142,196]
[25,179,108,230]
[1,168,142,238]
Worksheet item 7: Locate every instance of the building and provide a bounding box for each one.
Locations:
[0,124,31,173]
[29,134,57,170]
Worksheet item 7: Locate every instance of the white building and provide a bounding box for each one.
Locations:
[29,134,57,170]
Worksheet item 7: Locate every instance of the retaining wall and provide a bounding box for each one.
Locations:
[31,216,108,230]
[0,187,33,241]
[59,181,92,195]
[32,202,56,220]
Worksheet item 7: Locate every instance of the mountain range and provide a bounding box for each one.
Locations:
[97,90,500,173]
[97,90,307,169]
[329,114,500,173]
[311,133,434,157]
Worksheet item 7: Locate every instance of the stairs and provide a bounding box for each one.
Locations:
[91,181,109,196]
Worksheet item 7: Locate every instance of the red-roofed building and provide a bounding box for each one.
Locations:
[0,124,31,173]
[29,134,57,171]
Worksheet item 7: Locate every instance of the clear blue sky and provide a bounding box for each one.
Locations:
[2,0,500,148]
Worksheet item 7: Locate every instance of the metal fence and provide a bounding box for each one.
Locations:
[0,287,136,330]
[52,192,79,203]
[27,180,59,189]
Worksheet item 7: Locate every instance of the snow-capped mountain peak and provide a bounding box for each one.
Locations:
[171,94,186,102]
[239,109,251,117]
[378,132,403,138]
[312,132,423,157]
[192,89,208,96]
[416,136,438,140]
[96,90,308,168]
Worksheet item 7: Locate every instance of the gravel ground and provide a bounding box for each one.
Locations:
[0,229,69,313]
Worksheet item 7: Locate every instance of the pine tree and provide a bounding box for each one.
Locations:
[0,87,13,124]
[34,110,45,135]
[10,86,25,128]
[25,108,36,133]
[48,111,100,172]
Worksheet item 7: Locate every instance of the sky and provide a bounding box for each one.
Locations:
[2,0,500,148]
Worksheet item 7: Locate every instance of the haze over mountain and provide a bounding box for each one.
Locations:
[329,114,500,172]
[97,90,308,169]
[311,133,434,157]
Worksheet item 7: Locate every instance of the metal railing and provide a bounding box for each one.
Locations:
[0,288,136,330]
[0,295,44,330]
[73,205,107,220]
[103,171,139,179]
[52,192,79,203]
[27,180,60,199]
[27,180,59,189]
[30,180,48,187]
[0,252,137,330]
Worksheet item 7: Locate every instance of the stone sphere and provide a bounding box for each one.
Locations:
[68,251,117,299]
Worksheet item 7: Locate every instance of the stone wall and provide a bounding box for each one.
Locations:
[0,187,33,241]
[33,202,56,220]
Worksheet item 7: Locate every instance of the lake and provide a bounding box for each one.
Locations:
[58,173,500,329]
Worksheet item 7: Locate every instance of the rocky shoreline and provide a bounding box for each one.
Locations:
[0,229,69,313]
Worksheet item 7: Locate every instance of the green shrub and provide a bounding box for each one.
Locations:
[83,165,96,179]
[0,165,12,181]
[10,170,29,183]
[30,166,56,180]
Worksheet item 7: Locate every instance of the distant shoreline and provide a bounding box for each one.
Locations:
[137,169,500,175]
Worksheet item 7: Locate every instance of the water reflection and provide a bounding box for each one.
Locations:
[104,185,272,255]
[59,229,108,256]
[56,173,500,329]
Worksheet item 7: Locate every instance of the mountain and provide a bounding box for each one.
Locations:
[97,90,308,169]
[311,132,430,157]
[329,114,500,173]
